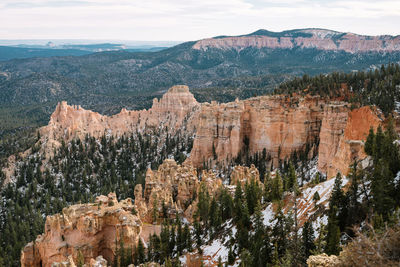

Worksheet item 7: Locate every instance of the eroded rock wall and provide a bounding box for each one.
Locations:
[32,85,383,179]
[189,95,325,168]
[39,85,199,150]
[318,105,381,177]
[134,159,223,223]
[21,193,141,267]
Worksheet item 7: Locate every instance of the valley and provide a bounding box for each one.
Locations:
[0,28,400,267]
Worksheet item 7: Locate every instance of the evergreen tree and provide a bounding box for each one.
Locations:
[286,161,297,192]
[271,172,283,201]
[135,239,145,265]
[302,220,315,260]
[325,206,341,255]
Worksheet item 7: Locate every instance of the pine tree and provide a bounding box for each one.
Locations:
[194,221,203,252]
[217,256,223,267]
[196,183,210,223]
[77,250,85,267]
[135,239,145,265]
[302,220,315,260]
[271,172,283,201]
[263,171,273,203]
[325,206,341,255]
[287,161,297,192]
[364,127,375,156]
[233,183,244,224]
[183,224,192,251]
[228,246,235,265]
[176,218,184,254]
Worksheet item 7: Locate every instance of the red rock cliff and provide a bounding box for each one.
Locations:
[37,86,382,179]
[189,95,325,168]
[20,193,141,267]
[318,105,382,178]
[40,85,199,143]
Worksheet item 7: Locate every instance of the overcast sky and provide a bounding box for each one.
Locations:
[0,0,399,41]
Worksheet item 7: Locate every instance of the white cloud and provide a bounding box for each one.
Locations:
[0,0,399,40]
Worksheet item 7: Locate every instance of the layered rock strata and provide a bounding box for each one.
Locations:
[21,193,141,267]
[30,85,382,179]
[134,159,223,223]
[318,105,381,178]
[193,29,400,53]
[39,85,199,151]
[189,95,326,168]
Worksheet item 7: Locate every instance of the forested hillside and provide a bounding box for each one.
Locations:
[277,63,400,116]
[1,29,400,135]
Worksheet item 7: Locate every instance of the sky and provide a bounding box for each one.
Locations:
[0,0,399,42]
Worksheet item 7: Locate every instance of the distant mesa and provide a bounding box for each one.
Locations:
[193,28,400,53]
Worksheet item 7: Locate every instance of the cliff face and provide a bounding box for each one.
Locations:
[39,84,199,144]
[193,29,400,53]
[189,95,325,168]
[35,85,382,179]
[318,105,381,177]
[134,159,223,223]
[20,159,226,266]
[21,193,141,267]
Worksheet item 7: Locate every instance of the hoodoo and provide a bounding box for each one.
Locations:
[32,86,383,179]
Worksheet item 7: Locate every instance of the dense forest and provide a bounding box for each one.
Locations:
[113,120,400,266]
[1,63,400,266]
[276,63,400,116]
[0,129,193,266]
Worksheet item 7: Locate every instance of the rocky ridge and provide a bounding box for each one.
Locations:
[193,29,400,53]
[20,159,259,266]
[22,85,383,180]
[21,193,141,267]
[38,85,199,153]
[21,156,335,266]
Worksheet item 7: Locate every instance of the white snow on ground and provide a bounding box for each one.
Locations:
[312,215,328,233]
[297,176,348,221]
[179,254,187,265]
[395,101,400,114]
[262,204,275,226]
[203,239,229,263]
[182,175,349,266]
[395,171,400,184]
[300,157,319,184]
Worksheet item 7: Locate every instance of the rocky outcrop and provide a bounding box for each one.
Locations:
[307,253,340,267]
[189,95,325,169]
[193,29,400,54]
[230,164,260,186]
[21,193,142,267]
[318,105,381,177]
[20,159,226,266]
[134,159,223,223]
[34,85,383,180]
[39,85,199,148]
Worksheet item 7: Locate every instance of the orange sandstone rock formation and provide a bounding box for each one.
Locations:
[134,159,223,223]
[39,85,199,149]
[20,193,141,267]
[20,160,226,266]
[189,95,325,169]
[318,105,381,178]
[230,164,260,186]
[33,85,382,180]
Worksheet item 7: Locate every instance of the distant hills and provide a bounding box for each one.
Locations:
[0,42,170,61]
[0,28,400,135]
[0,46,92,61]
